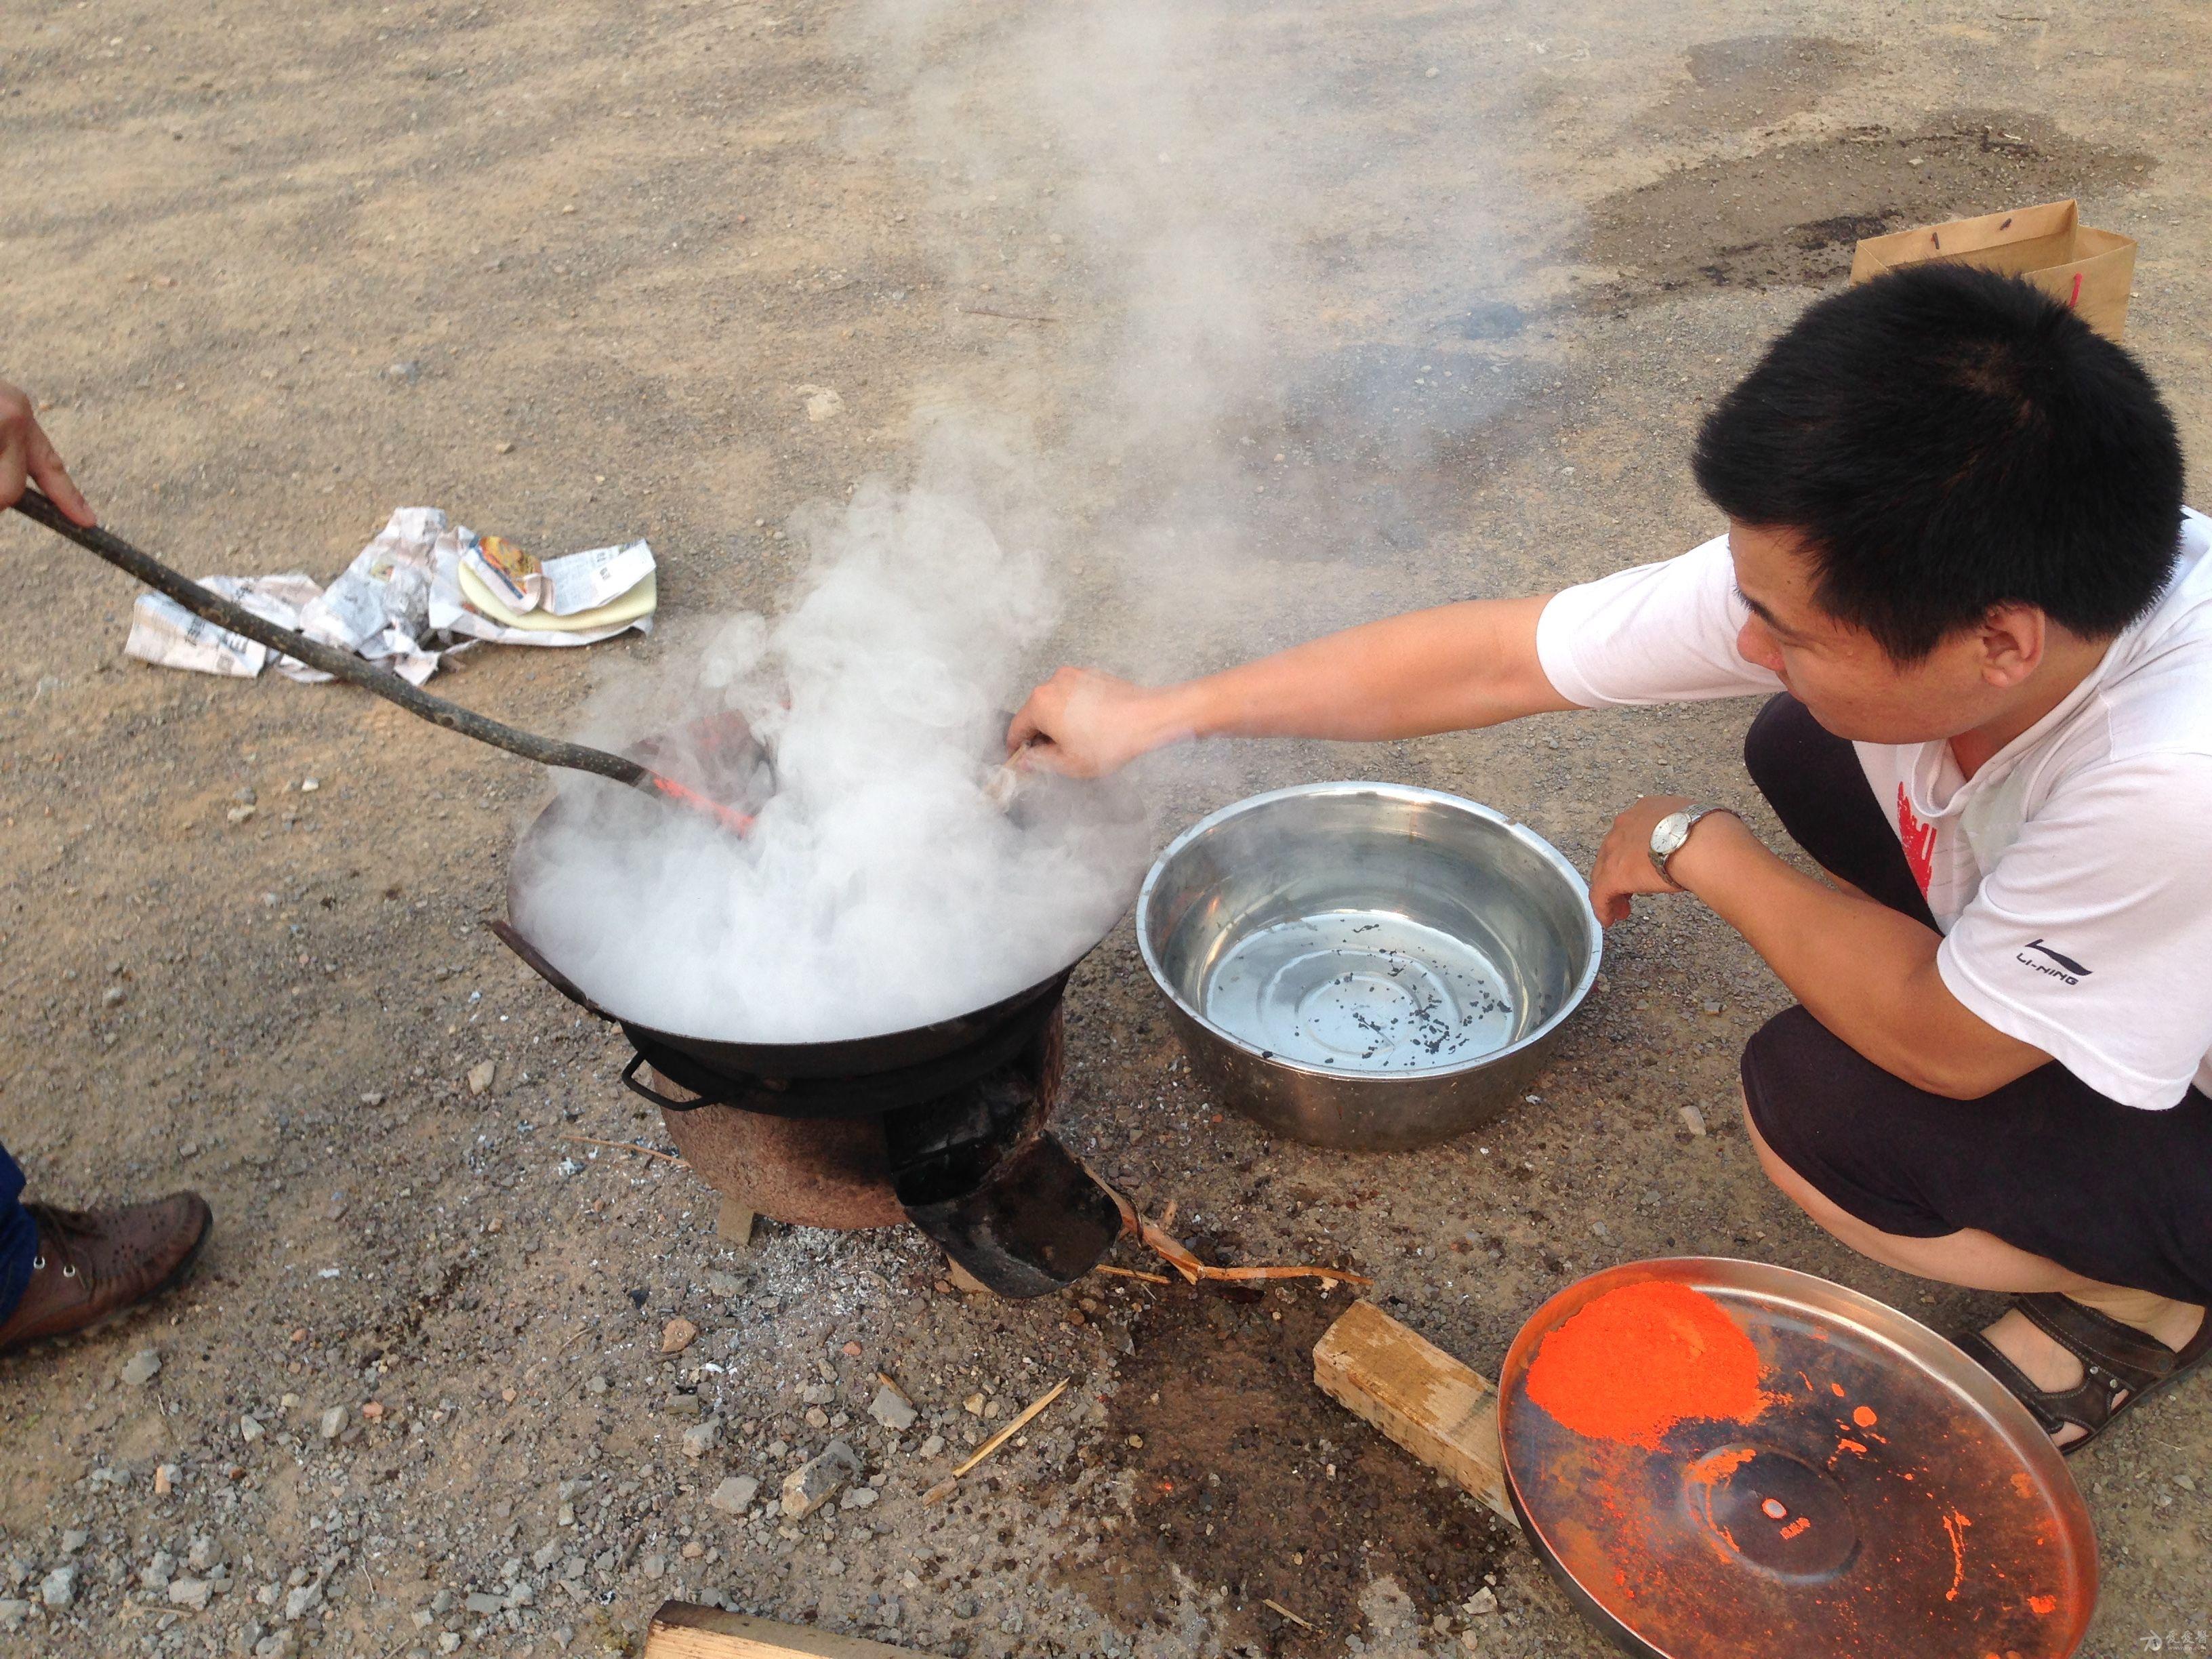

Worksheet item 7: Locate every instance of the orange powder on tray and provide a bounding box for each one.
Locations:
[1527,1280,1770,1448]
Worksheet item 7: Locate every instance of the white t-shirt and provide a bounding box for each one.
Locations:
[1535,512,2212,1109]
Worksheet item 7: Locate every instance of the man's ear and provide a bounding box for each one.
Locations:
[1978,602,2047,688]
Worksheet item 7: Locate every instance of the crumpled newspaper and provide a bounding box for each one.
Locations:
[123,508,654,683]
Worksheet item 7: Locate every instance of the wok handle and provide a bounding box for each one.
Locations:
[620,1051,719,1113]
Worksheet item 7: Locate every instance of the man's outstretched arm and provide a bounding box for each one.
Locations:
[1008,593,1574,775]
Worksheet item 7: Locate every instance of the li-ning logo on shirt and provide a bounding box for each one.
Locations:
[2016,939,2092,985]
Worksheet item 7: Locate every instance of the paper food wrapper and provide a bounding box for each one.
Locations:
[1850,199,2135,341]
[123,507,654,683]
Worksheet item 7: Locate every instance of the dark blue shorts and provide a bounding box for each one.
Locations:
[1737,695,2212,1307]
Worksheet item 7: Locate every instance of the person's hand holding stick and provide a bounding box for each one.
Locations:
[0,380,94,526]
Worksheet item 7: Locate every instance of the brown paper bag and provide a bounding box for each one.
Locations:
[1849,199,2135,341]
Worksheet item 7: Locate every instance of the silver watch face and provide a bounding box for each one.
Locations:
[1650,810,1694,863]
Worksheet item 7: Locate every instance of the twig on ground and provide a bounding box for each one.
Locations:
[924,1376,1070,1502]
[1093,1265,1172,1286]
[960,306,1059,323]
[1263,1599,1315,1631]
[558,1133,688,1167]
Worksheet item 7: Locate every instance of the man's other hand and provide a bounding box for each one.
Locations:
[1005,666,1179,778]
[0,382,95,527]
[1589,793,1703,926]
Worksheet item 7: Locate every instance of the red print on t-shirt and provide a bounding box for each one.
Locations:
[1896,785,1936,895]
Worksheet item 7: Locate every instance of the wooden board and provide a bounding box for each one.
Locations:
[1312,1299,1518,1528]
[644,1602,927,1658]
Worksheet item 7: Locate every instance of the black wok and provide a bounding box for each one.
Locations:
[495,716,1105,1084]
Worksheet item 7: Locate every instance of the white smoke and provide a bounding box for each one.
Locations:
[511,480,1148,1043]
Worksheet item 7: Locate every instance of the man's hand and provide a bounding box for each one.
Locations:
[1005,667,1182,778]
[0,382,94,527]
[1589,794,1711,925]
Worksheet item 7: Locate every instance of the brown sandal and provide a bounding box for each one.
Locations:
[1956,1292,2212,1454]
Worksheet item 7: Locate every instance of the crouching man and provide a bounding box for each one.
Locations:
[1008,265,2212,1450]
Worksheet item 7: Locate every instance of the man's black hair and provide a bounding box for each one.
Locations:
[1692,262,2185,661]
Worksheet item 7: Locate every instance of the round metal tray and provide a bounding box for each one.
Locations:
[1498,1258,2097,1659]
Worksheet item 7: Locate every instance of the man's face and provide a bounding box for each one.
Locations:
[1727,523,2015,744]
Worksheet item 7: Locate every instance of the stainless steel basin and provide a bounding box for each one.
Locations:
[1136,782,1602,1151]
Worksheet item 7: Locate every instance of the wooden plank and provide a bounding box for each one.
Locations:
[644,1602,927,1658]
[1312,1299,1518,1528]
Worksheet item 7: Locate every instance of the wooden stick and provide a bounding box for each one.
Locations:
[9,489,754,835]
[1261,1599,1314,1631]
[644,1602,924,1657]
[1312,1300,1517,1526]
[924,1376,1069,1502]
[1092,1265,1172,1286]
[560,1133,689,1167]
[959,307,1059,323]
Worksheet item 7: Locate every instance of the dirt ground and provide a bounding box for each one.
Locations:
[4,1,2211,1656]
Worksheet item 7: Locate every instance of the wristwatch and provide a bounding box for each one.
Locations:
[1648,806,1731,889]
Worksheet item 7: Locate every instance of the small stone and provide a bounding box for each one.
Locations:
[359,1091,384,1107]
[840,1340,863,1357]
[103,985,127,1008]
[361,1400,385,1422]
[1679,1105,1708,1137]
[918,1434,945,1458]
[661,1317,698,1355]
[952,1594,979,1620]
[1459,1633,1481,1656]
[1702,1000,1723,1016]
[300,777,320,792]
[962,1393,985,1417]
[384,361,421,383]
[120,1347,163,1387]
[440,1635,462,1655]
[466,1061,496,1096]
[144,1551,176,1590]
[1466,1587,1498,1617]
[284,1580,323,1620]
[464,1591,503,1615]
[804,1408,829,1429]
[227,804,257,824]
[668,1392,703,1418]
[0,1601,27,1633]
[319,1406,347,1440]
[240,1416,264,1444]
[39,1566,75,1609]
[708,1475,758,1515]
[494,441,514,455]
[640,1555,665,1580]
[703,1271,744,1297]
[780,1441,861,1519]
[679,1541,703,1561]
[187,1537,220,1573]
[842,1486,878,1510]
[168,1577,213,1610]
[154,1463,178,1494]
[681,1419,718,1459]
[867,1385,917,1433]
[586,1376,609,1395]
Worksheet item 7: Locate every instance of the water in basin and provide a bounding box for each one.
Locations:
[1200,907,1517,1072]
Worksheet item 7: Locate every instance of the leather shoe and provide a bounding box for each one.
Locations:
[0,1192,213,1354]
